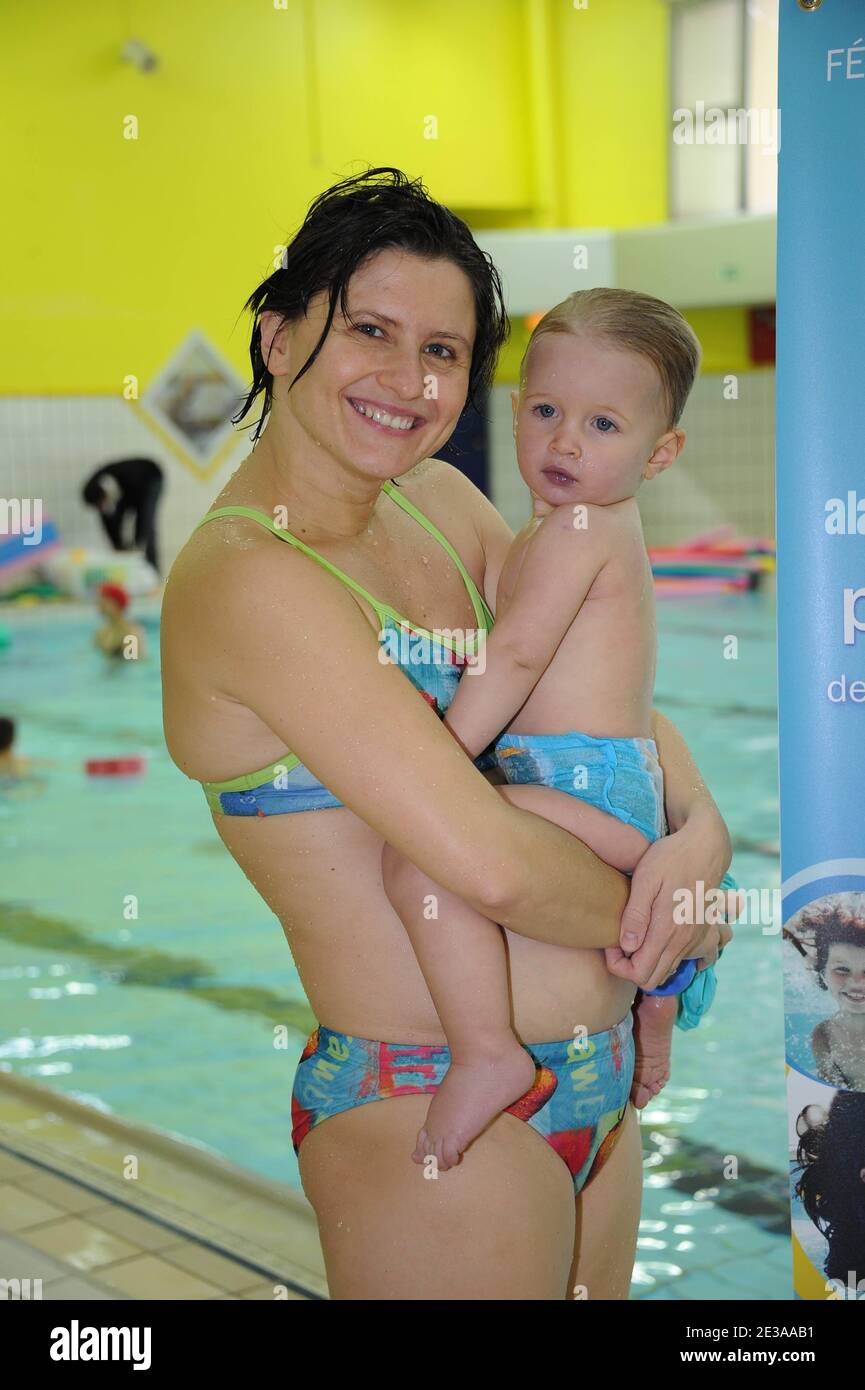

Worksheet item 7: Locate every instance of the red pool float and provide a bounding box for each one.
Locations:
[85,756,147,777]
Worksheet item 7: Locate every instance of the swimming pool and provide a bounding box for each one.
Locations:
[0,589,790,1299]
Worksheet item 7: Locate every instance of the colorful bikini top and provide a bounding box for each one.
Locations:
[194,479,495,817]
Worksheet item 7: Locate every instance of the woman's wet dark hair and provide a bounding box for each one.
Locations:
[794,1092,865,1285]
[232,166,509,443]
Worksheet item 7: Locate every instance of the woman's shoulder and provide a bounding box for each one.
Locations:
[398,457,512,551]
[400,455,487,503]
[162,500,324,658]
[397,455,477,504]
[163,507,264,597]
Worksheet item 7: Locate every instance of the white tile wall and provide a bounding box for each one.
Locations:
[0,371,775,575]
[488,369,776,546]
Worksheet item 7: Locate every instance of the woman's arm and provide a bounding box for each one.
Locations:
[605,708,734,988]
[203,532,628,952]
[652,708,732,855]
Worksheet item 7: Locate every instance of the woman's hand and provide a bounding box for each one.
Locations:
[604,817,735,991]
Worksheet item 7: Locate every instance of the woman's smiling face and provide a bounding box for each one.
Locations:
[824,943,865,1012]
[267,247,477,481]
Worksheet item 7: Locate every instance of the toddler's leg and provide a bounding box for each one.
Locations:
[492,783,676,1109]
[491,780,654,873]
[630,993,677,1109]
[381,844,536,1172]
[381,781,666,1170]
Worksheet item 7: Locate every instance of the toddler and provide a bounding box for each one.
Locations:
[384,288,716,1170]
[0,716,28,778]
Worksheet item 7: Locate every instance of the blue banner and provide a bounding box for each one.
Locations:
[777,0,865,1301]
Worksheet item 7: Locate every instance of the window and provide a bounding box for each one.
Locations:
[669,0,778,217]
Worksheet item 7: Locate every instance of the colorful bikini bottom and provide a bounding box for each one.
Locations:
[291,1012,635,1196]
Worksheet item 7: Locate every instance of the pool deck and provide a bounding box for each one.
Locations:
[0,1070,327,1300]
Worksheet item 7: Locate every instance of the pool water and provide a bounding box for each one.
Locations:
[0,589,790,1298]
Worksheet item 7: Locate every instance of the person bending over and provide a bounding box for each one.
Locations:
[81,457,164,575]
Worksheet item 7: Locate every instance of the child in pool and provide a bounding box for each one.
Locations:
[383,287,718,1170]
[0,716,31,778]
[0,715,56,788]
[806,904,865,1090]
[94,582,147,660]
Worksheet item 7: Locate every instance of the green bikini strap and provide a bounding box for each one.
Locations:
[196,490,494,633]
[194,505,392,620]
[381,480,494,632]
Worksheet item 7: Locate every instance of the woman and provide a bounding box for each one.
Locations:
[161,168,732,1300]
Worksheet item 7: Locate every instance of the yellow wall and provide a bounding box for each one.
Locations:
[3,0,533,393]
[683,307,754,375]
[551,0,670,229]
[2,0,761,394]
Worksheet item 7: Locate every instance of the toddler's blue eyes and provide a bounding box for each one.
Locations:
[530,405,618,432]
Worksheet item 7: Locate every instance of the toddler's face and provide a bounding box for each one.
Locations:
[512,332,682,507]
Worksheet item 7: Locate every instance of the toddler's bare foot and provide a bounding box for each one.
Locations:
[631,992,677,1109]
[413,1037,537,1171]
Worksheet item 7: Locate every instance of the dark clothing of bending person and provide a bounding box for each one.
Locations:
[82,458,164,575]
